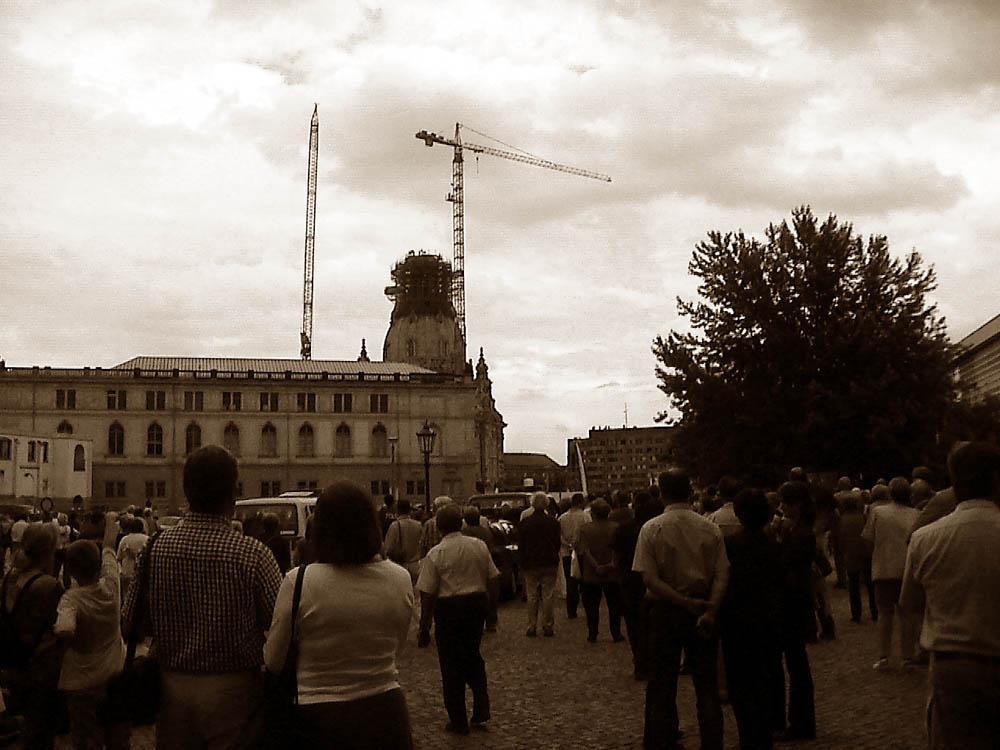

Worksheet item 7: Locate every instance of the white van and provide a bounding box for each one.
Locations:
[234,492,319,549]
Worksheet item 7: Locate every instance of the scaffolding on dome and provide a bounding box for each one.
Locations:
[384,252,458,319]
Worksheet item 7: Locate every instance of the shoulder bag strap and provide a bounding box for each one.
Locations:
[285,564,307,705]
[3,572,44,617]
[125,530,162,666]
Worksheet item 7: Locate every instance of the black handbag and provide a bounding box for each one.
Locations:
[102,532,162,727]
[259,564,307,749]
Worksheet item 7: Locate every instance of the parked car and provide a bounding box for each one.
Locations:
[486,517,521,600]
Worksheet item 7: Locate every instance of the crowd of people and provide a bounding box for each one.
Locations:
[0,440,997,750]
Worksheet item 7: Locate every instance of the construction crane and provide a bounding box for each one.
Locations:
[415,123,611,343]
[300,104,319,360]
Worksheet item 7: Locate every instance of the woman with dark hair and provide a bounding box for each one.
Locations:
[263,481,415,749]
[2,523,64,750]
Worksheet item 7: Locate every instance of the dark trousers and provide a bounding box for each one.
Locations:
[621,573,649,674]
[295,688,413,750]
[581,580,623,640]
[643,601,723,750]
[562,556,580,617]
[433,593,490,730]
[848,560,878,622]
[721,632,779,750]
[776,638,815,737]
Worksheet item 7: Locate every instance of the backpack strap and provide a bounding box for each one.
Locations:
[2,572,44,618]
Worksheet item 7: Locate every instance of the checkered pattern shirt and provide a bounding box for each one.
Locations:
[122,512,281,673]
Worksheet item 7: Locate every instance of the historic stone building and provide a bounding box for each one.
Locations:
[0,252,504,512]
[567,425,675,496]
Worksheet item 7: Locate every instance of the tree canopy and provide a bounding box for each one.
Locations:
[653,206,956,485]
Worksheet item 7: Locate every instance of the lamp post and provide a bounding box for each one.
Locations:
[416,421,436,510]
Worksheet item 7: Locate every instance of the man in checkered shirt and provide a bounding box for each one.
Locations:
[123,445,282,749]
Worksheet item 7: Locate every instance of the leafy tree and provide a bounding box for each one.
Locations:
[652,206,956,485]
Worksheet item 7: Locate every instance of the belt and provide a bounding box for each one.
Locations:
[932,650,1000,665]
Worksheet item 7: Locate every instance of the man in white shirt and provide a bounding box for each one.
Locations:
[416,504,499,736]
[708,476,742,538]
[558,493,588,619]
[900,442,1000,750]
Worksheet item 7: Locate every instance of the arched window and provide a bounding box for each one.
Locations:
[108,422,124,456]
[147,423,163,456]
[57,420,73,435]
[73,444,86,472]
[297,423,315,457]
[335,423,351,458]
[185,423,202,455]
[371,423,388,458]
[223,422,240,457]
[261,423,278,458]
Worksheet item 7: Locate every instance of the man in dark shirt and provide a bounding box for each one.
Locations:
[260,512,291,575]
[517,492,561,637]
[123,445,281,750]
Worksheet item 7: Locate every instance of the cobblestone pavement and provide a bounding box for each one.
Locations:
[54,580,928,749]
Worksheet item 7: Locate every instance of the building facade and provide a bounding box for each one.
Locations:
[0,253,505,513]
[0,432,93,503]
[955,312,1000,402]
[567,425,675,496]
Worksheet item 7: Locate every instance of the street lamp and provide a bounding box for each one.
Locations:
[416,421,436,510]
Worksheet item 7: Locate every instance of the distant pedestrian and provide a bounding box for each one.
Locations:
[558,493,588,620]
[460,506,499,631]
[708,476,742,538]
[116,516,148,600]
[261,512,291,575]
[517,492,561,637]
[416,505,498,735]
[419,496,453,558]
[613,490,661,680]
[122,445,281,749]
[839,492,877,623]
[900,441,1000,749]
[576,498,624,643]
[863,476,919,670]
[382,498,423,584]
[633,467,729,750]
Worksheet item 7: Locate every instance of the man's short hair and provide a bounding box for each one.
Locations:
[657,467,691,503]
[870,484,890,503]
[911,466,935,485]
[717,476,741,501]
[948,441,1000,502]
[64,539,101,584]
[570,493,585,507]
[397,498,411,515]
[837,476,852,492]
[788,467,808,483]
[463,505,481,525]
[590,498,611,520]
[733,488,771,530]
[19,523,57,569]
[436,504,463,534]
[530,491,549,510]
[433,495,453,511]
[312,481,381,565]
[183,445,238,515]
[778,481,816,526]
[889,477,911,505]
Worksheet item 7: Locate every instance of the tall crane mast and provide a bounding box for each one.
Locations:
[300,104,319,360]
[416,124,611,344]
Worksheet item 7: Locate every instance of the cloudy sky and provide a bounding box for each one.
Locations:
[2,0,997,463]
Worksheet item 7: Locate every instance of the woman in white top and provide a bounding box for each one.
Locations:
[264,480,415,750]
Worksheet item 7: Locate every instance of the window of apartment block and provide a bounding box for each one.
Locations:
[223,423,240,456]
[296,480,318,490]
[144,480,166,499]
[183,391,204,412]
[333,393,353,413]
[296,393,316,412]
[369,393,389,413]
[106,390,127,409]
[41,442,48,463]
[222,391,242,411]
[261,423,278,457]
[416,480,426,496]
[27,441,36,463]
[260,392,279,412]
[56,389,76,409]
[334,424,351,457]
[0,439,11,461]
[370,479,389,497]
[406,480,415,495]
[105,481,126,498]
[185,423,202,455]
[57,420,73,434]
[297,423,315,457]
[260,480,281,497]
[147,423,163,456]
[108,423,125,456]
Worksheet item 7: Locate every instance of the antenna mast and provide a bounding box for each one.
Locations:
[300,104,319,359]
